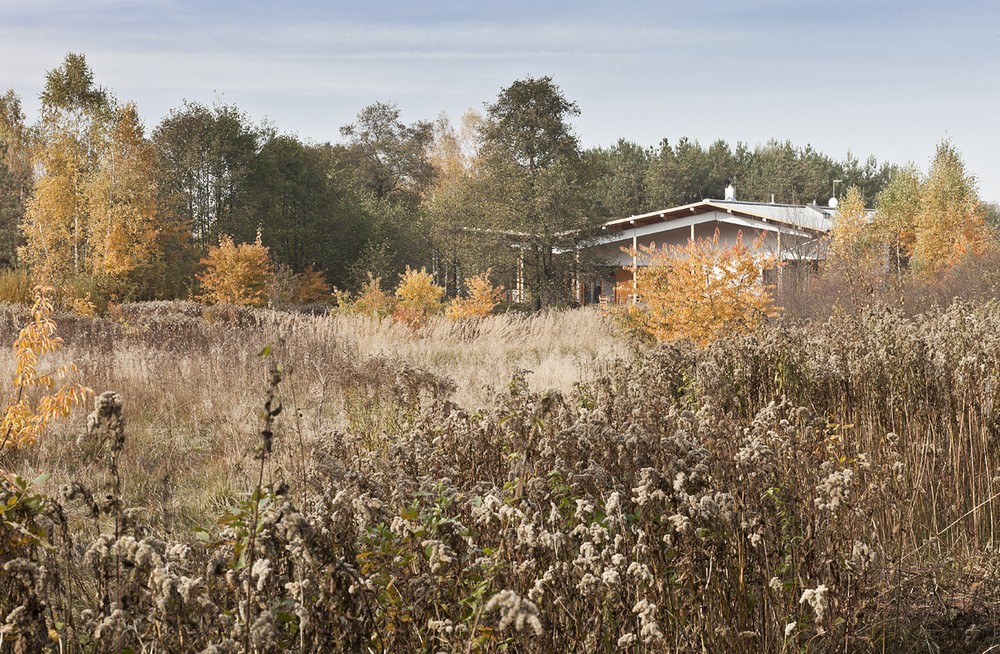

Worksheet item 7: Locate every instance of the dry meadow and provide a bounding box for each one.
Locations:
[2,300,1000,652]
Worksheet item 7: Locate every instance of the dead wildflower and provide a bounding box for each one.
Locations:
[251,557,272,591]
[249,610,278,650]
[799,584,829,629]
[93,608,125,642]
[815,465,854,512]
[484,590,543,636]
[632,598,663,643]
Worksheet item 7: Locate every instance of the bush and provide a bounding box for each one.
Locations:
[446,271,504,319]
[198,234,274,307]
[353,274,396,318]
[393,266,444,327]
[614,229,780,345]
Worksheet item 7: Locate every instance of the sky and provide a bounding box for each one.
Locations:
[2,0,999,200]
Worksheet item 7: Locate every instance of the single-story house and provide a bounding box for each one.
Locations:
[577,185,839,304]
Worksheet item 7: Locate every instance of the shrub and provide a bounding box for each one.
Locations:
[0,286,89,459]
[353,273,396,318]
[292,266,331,304]
[198,234,274,307]
[393,266,444,327]
[446,270,504,319]
[616,229,780,346]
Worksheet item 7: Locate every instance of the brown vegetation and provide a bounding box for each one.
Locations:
[1,302,999,652]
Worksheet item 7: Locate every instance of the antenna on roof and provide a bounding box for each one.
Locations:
[830,179,843,208]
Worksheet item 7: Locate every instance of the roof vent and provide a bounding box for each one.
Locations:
[724,184,735,201]
[828,197,839,209]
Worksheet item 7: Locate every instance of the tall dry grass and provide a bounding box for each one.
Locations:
[1,300,999,652]
[0,304,627,524]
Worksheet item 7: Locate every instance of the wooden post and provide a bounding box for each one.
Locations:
[516,251,525,303]
[631,226,638,304]
[776,230,783,291]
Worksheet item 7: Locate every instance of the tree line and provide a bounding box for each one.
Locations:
[0,53,988,308]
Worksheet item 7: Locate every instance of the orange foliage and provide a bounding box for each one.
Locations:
[912,141,986,276]
[85,103,161,279]
[825,186,883,300]
[446,271,504,319]
[617,229,780,346]
[292,266,331,304]
[198,234,274,307]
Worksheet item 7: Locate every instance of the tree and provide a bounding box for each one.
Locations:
[243,135,370,288]
[198,233,274,306]
[84,103,178,293]
[153,101,264,248]
[734,140,798,203]
[424,110,484,295]
[470,76,598,308]
[0,90,32,267]
[647,138,733,207]
[840,152,897,206]
[340,102,435,203]
[911,140,985,275]
[826,185,882,301]
[872,165,921,278]
[20,56,185,298]
[20,53,112,282]
[585,139,651,219]
[339,103,436,281]
[619,229,780,346]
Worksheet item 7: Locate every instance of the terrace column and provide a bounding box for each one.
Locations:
[631,223,638,304]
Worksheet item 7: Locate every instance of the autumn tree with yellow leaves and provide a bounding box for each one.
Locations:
[0,287,89,462]
[619,230,780,346]
[20,54,110,282]
[867,141,986,280]
[20,54,186,300]
[872,165,921,282]
[911,140,986,276]
[197,234,275,307]
[446,270,504,319]
[825,185,884,300]
[84,103,157,277]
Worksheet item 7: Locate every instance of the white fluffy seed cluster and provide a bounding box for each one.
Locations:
[815,465,854,512]
[483,590,543,636]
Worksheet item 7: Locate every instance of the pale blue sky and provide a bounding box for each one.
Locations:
[3,0,998,200]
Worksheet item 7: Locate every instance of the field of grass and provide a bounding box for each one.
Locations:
[2,300,1000,652]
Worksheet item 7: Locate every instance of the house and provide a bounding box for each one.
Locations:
[579,185,838,304]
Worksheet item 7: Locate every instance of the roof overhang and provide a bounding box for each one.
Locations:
[593,209,815,248]
[599,199,829,243]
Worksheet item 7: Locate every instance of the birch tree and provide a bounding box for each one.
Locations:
[20,53,110,281]
[912,140,985,275]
